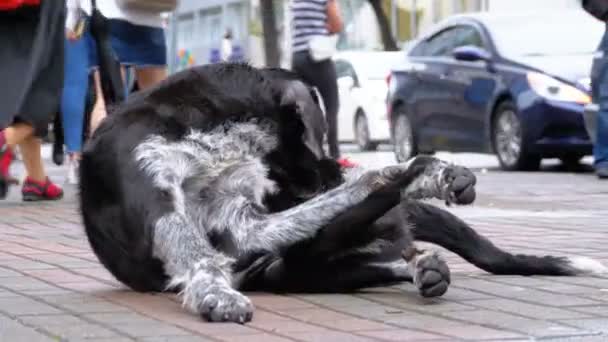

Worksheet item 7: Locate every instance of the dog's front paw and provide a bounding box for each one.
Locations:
[442,165,476,206]
[412,251,451,298]
[200,287,254,323]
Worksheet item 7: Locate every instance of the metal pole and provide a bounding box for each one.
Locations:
[410,0,417,39]
[391,0,397,41]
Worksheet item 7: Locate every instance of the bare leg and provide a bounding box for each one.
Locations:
[18,136,46,182]
[135,66,167,90]
[89,71,107,134]
[3,123,34,146]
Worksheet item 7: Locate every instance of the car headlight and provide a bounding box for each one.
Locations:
[527,72,591,104]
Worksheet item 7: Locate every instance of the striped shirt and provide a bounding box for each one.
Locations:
[290,0,329,53]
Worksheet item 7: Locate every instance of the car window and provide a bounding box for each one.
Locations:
[335,60,347,79]
[423,27,460,57]
[452,25,484,50]
[344,62,357,81]
[411,25,485,57]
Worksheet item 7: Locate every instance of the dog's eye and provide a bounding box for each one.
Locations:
[160,190,171,199]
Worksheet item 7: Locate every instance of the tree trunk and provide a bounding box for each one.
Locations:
[367,0,398,51]
[260,0,280,67]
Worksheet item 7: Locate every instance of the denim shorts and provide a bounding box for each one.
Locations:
[109,19,167,67]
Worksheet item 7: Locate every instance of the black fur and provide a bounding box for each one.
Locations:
[79,63,601,321]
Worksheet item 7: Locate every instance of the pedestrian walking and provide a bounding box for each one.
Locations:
[290,0,343,160]
[584,0,608,178]
[88,0,173,133]
[61,0,99,184]
[0,0,65,201]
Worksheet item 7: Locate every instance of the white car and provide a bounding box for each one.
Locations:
[334,51,403,151]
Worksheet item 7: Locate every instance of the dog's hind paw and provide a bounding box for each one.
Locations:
[199,288,254,323]
[407,250,451,298]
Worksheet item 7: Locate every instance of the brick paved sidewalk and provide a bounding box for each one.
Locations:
[1,160,608,341]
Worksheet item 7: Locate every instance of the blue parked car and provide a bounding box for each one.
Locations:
[387,11,604,170]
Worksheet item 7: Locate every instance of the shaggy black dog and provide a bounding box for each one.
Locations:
[80,63,606,324]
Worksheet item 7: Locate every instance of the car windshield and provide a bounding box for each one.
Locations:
[488,11,604,57]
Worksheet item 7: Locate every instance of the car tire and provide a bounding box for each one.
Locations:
[392,106,418,163]
[354,112,378,151]
[492,101,541,171]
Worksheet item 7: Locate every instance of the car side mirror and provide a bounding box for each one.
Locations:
[453,45,492,62]
[337,76,355,89]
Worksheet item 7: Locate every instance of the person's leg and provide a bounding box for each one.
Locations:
[3,123,34,145]
[135,66,166,90]
[61,35,89,157]
[18,135,46,182]
[89,70,107,135]
[291,52,341,159]
[595,106,608,178]
[593,49,608,178]
[314,60,340,159]
[1,124,34,197]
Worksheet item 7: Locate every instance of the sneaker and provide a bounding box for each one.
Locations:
[0,130,14,199]
[22,177,63,202]
[337,157,359,169]
[66,157,80,185]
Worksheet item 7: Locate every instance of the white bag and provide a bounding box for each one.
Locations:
[308,35,338,62]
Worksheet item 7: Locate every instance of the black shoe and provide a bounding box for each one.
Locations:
[52,142,64,166]
[597,166,608,179]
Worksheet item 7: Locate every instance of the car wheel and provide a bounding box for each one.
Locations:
[393,107,417,163]
[354,112,378,151]
[492,101,541,171]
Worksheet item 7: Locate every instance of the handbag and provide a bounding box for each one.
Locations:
[0,0,40,11]
[308,34,338,62]
[116,0,179,13]
[583,0,608,21]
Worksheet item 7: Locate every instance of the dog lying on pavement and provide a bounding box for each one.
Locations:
[79,63,607,324]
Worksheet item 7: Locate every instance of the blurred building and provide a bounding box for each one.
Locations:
[166,0,581,72]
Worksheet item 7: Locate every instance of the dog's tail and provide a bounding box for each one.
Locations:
[406,201,607,277]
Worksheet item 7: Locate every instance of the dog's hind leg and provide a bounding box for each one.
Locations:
[405,200,607,277]
[153,212,254,324]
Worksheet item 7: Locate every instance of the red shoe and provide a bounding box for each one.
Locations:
[21,177,63,202]
[0,130,14,199]
[337,157,358,169]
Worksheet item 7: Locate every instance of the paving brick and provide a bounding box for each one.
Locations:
[0,267,22,277]
[216,333,295,342]
[558,319,608,334]
[250,294,318,310]
[381,312,524,340]
[0,315,56,342]
[288,330,379,342]
[464,298,593,320]
[113,322,192,338]
[440,309,588,338]
[0,296,62,316]
[570,305,608,317]
[249,319,328,333]
[357,329,449,341]
[139,337,215,342]
[19,314,84,326]
[41,323,122,340]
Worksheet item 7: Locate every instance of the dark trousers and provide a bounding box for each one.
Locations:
[292,51,340,159]
[591,25,608,168]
